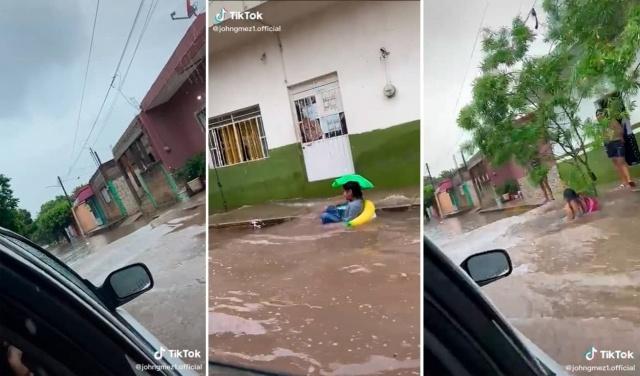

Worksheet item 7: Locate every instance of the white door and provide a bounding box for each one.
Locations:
[291,79,355,182]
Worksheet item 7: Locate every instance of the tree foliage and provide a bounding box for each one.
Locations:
[544,0,640,94]
[424,184,436,208]
[0,174,20,231]
[457,2,640,195]
[438,169,458,180]
[32,196,73,244]
[0,174,34,236]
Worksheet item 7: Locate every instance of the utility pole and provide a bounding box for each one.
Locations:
[89,147,103,167]
[58,176,85,238]
[425,162,441,219]
[93,148,102,166]
[425,162,435,187]
[453,154,462,181]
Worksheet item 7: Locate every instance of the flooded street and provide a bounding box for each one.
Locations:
[426,192,640,374]
[56,198,207,372]
[210,198,421,375]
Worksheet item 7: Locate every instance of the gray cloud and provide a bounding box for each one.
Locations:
[0,0,197,214]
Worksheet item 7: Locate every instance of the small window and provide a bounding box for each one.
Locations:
[196,108,206,131]
[209,105,268,167]
[101,188,111,203]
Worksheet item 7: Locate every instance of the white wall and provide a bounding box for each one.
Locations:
[210,1,420,149]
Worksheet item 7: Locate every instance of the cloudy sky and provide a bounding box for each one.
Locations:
[424,0,640,176]
[0,0,201,215]
[423,0,549,176]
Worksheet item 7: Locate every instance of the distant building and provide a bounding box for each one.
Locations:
[72,185,102,234]
[88,159,137,222]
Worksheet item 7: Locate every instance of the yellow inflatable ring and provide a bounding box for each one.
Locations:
[346,200,376,227]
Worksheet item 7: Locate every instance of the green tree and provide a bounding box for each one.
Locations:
[544,0,640,95]
[15,208,34,236]
[33,196,73,244]
[424,184,436,208]
[458,18,601,194]
[0,174,20,231]
[438,169,458,180]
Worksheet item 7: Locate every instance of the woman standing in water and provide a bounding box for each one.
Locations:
[597,109,636,189]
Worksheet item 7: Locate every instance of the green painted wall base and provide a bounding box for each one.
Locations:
[210,120,420,212]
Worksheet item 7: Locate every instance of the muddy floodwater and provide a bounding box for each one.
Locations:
[427,191,640,374]
[210,202,421,375]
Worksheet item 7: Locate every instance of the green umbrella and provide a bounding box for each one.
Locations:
[331,174,374,190]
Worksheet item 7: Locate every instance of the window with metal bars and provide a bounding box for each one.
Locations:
[209,105,269,167]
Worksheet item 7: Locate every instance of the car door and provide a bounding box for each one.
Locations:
[0,234,171,375]
[424,237,557,376]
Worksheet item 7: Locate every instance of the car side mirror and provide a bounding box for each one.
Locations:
[460,249,512,286]
[100,263,154,309]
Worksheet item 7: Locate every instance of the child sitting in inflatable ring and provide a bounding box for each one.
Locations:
[320,181,364,224]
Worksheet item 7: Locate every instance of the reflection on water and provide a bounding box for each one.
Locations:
[210,208,420,375]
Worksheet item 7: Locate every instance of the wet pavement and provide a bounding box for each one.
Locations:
[426,191,640,374]
[57,196,207,373]
[210,195,421,376]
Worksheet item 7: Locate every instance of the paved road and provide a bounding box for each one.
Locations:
[428,191,640,375]
[66,202,207,373]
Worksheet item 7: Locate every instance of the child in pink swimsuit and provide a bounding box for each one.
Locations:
[563,188,599,220]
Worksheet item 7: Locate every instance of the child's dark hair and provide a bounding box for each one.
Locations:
[563,188,580,202]
[343,181,363,199]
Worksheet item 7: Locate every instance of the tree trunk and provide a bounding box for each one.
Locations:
[60,228,71,244]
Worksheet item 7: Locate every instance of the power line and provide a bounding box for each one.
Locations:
[121,0,159,88]
[433,0,489,172]
[452,0,489,116]
[89,0,157,148]
[445,0,535,167]
[66,0,146,177]
[112,0,147,85]
[69,0,100,173]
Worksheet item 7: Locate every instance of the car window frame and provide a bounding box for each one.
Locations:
[0,229,177,373]
[424,237,549,376]
[0,232,103,302]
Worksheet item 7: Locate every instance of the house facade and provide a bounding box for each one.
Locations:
[88,159,136,222]
[139,12,206,173]
[72,185,102,234]
[113,117,181,214]
[109,13,205,214]
[208,0,420,211]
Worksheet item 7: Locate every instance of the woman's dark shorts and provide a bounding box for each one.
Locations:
[605,140,625,159]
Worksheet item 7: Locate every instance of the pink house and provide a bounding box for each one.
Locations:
[466,113,561,204]
[138,13,206,172]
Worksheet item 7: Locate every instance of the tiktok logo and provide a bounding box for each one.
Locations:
[154,346,165,360]
[214,8,227,24]
[585,346,598,361]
